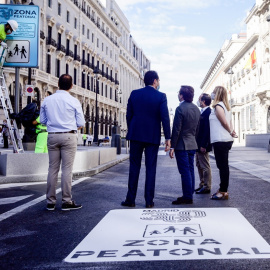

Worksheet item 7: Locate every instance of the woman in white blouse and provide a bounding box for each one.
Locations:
[209,86,237,200]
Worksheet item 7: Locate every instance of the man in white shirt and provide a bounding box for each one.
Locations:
[40,74,85,211]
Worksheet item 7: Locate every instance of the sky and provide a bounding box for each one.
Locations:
[101,0,255,110]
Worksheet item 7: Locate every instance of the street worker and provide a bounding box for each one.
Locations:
[83,133,87,146]
[0,20,18,43]
[32,116,48,153]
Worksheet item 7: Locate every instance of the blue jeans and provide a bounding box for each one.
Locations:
[175,150,196,200]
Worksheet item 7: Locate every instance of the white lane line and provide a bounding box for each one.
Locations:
[0,182,47,189]
[0,195,33,205]
[0,177,90,222]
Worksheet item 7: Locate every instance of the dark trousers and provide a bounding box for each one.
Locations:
[126,140,159,205]
[213,141,233,192]
[83,139,86,146]
[175,150,196,200]
[3,135,8,148]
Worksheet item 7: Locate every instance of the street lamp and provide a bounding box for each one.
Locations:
[116,86,122,127]
[227,66,234,106]
[93,66,100,143]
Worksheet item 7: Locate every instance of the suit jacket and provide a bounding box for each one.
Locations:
[126,86,171,145]
[171,101,200,150]
[196,107,212,152]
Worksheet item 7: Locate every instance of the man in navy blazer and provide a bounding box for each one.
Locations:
[195,93,212,194]
[122,70,171,208]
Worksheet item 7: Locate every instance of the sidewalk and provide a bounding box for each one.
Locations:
[210,145,270,183]
[0,145,129,184]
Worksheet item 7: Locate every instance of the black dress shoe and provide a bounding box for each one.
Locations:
[172,196,193,205]
[196,187,211,194]
[195,186,203,192]
[121,201,135,207]
[146,202,154,208]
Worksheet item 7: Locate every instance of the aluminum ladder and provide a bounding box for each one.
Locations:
[0,42,24,153]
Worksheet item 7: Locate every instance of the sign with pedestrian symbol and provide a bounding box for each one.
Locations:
[5,40,29,63]
[65,208,270,263]
[0,4,39,68]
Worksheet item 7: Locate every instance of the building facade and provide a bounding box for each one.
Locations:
[201,0,270,144]
[2,0,150,138]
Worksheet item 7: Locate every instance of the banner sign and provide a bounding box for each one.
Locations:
[0,4,39,68]
[65,208,270,263]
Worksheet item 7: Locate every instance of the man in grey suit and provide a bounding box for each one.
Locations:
[169,85,200,204]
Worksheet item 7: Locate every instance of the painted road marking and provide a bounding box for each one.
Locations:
[65,208,270,262]
[0,182,46,189]
[0,195,33,205]
[158,151,167,156]
[0,177,90,222]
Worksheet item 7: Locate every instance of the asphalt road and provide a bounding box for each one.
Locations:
[1,150,270,270]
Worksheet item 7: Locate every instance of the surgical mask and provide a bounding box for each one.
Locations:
[197,100,201,107]
[156,84,160,91]
[6,30,12,35]
[211,93,215,100]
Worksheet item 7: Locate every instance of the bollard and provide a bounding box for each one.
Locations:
[115,134,121,155]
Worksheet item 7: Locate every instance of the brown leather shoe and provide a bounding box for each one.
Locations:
[146,202,154,208]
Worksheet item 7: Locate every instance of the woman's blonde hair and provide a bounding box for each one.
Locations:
[212,86,231,111]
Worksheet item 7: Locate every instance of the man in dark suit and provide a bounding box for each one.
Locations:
[169,85,200,204]
[195,93,212,194]
[121,70,171,208]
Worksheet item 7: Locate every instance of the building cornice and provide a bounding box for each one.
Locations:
[200,50,224,89]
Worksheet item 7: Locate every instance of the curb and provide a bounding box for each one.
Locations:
[0,155,129,184]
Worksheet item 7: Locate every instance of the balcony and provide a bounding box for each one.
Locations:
[91,16,96,23]
[46,38,57,53]
[115,80,119,85]
[40,30,45,40]
[65,50,74,62]
[56,45,66,58]
[74,55,81,62]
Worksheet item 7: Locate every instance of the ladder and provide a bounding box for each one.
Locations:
[0,42,24,153]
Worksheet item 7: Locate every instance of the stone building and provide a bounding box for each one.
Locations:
[2,0,150,138]
[200,0,270,145]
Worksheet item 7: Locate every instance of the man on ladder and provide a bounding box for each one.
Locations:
[0,19,24,153]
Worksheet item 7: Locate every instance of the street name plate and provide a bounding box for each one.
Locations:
[65,208,270,263]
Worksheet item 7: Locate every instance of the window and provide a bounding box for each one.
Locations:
[74,44,77,59]
[67,11,70,23]
[97,38,99,48]
[110,50,112,59]
[81,72,85,88]
[74,18,77,29]
[57,33,61,50]
[58,2,61,16]
[47,26,52,43]
[87,29,90,39]
[92,33,94,43]
[102,43,104,51]
[56,59,60,78]
[66,39,70,53]
[101,83,103,96]
[46,54,51,74]
[110,87,112,99]
[105,85,107,97]
[74,68,77,85]
[66,63,69,74]
[48,0,52,8]
[82,24,85,35]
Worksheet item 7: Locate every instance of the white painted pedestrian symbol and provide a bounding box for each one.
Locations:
[5,40,29,63]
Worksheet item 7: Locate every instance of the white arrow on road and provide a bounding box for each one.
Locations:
[0,195,33,205]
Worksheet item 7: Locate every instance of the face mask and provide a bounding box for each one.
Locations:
[156,85,160,91]
[197,100,201,107]
[6,30,12,35]
[211,93,215,100]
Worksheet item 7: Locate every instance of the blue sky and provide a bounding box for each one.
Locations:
[101,0,255,110]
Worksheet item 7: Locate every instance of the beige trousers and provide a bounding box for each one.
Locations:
[46,133,77,204]
[196,151,212,189]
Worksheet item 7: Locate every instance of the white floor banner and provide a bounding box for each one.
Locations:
[65,208,270,263]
